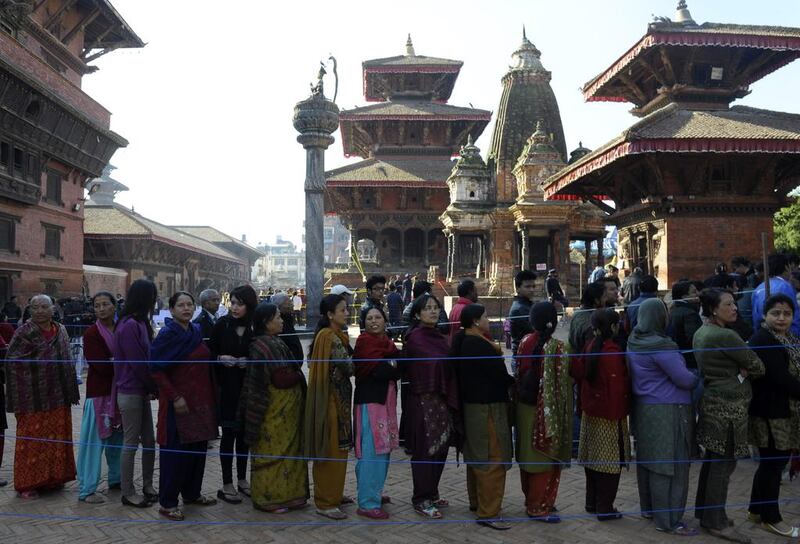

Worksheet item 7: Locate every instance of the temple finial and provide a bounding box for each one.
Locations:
[675,0,695,24]
[523,25,527,41]
[406,34,415,56]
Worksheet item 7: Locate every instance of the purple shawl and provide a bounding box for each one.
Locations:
[403,325,458,409]
[5,320,80,414]
[93,322,121,439]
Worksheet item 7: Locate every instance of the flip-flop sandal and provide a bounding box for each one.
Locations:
[187,495,217,506]
[316,508,348,520]
[414,503,442,519]
[237,485,251,498]
[340,495,355,505]
[216,489,242,504]
[433,498,449,508]
[159,508,185,521]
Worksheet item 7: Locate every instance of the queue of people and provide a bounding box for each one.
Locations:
[0,257,798,540]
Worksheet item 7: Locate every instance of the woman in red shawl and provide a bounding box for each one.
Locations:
[6,294,79,499]
[401,294,458,520]
[353,307,400,520]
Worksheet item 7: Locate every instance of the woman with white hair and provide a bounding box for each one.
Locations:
[6,294,80,499]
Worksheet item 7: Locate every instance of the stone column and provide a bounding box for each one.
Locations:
[446,232,455,281]
[423,229,430,266]
[400,229,406,267]
[519,226,529,272]
[597,237,605,267]
[293,92,339,329]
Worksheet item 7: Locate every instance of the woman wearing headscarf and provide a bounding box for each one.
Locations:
[515,302,572,523]
[304,294,354,520]
[571,308,630,521]
[353,306,399,520]
[452,304,514,530]
[694,288,763,544]
[5,294,80,499]
[401,293,458,520]
[239,302,308,513]
[149,291,218,521]
[209,284,258,504]
[77,292,122,503]
[627,298,698,536]
[747,293,800,538]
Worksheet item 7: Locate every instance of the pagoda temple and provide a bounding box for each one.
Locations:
[325,36,490,274]
[543,1,800,286]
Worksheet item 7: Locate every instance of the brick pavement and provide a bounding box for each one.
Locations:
[0,326,796,543]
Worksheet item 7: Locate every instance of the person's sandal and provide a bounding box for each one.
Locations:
[414,502,442,519]
[186,495,217,506]
[237,483,251,498]
[597,509,623,521]
[159,507,185,521]
[357,507,390,520]
[216,489,242,504]
[761,522,800,538]
[432,498,449,508]
[82,493,106,504]
[18,490,39,500]
[316,507,348,520]
[477,519,512,530]
[340,495,355,505]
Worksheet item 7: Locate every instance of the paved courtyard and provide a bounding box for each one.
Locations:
[0,326,796,543]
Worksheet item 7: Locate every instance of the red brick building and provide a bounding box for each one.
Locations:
[0,1,141,303]
[544,2,800,286]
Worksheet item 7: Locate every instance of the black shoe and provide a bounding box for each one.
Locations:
[585,506,597,514]
[143,491,158,504]
[597,509,623,521]
[477,519,512,531]
[121,495,150,508]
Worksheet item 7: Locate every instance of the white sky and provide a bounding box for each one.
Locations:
[81,0,800,249]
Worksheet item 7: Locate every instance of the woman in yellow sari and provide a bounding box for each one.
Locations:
[304,294,354,520]
[239,303,308,513]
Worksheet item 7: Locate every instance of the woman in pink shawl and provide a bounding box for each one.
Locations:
[77,292,122,503]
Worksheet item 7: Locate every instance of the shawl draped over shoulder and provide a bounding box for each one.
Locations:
[5,320,79,414]
[303,327,351,457]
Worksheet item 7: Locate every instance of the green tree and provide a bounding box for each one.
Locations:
[774,198,800,253]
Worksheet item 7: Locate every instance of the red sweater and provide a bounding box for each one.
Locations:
[83,323,114,398]
[570,339,630,421]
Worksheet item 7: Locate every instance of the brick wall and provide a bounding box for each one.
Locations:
[665,215,774,285]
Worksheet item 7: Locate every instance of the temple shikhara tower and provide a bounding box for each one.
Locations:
[325,37,490,275]
[544,1,800,286]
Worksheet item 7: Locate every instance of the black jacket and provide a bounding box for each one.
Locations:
[453,334,514,404]
[508,296,533,355]
[748,327,800,419]
[281,313,304,364]
[354,363,399,405]
[669,300,702,369]
[193,310,216,342]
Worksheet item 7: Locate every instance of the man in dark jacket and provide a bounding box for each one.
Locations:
[508,270,537,356]
[194,288,220,341]
[272,293,304,363]
[668,281,702,369]
[625,275,659,332]
[545,269,567,308]
[385,283,404,337]
[622,267,643,305]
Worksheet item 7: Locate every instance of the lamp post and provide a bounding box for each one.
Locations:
[292,69,339,328]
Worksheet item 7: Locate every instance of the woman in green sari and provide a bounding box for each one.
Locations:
[238,303,308,513]
[515,301,572,523]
